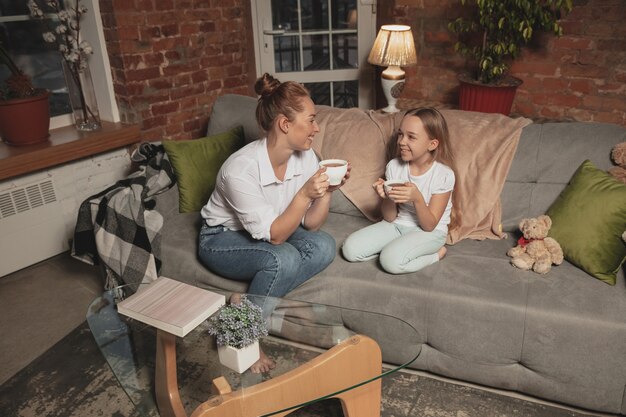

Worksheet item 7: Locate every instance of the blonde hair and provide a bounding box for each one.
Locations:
[254,73,310,132]
[388,107,453,164]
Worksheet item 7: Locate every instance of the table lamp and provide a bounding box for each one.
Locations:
[368,25,417,113]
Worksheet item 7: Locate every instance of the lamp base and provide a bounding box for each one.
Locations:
[380,66,406,113]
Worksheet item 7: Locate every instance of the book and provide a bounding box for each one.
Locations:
[117,276,226,337]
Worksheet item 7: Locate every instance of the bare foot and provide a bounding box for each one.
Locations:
[229,293,243,305]
[437,246,447,260]
[250,348,276,374]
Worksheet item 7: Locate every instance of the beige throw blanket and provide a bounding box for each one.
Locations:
[440,110,532,243]
[312,105,532,244]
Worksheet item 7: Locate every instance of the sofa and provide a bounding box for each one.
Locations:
[152,94,626,414]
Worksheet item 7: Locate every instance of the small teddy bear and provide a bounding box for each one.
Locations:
[507,215,564,274]
[608,142,626,184]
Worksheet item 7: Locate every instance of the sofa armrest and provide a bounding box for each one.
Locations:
[154,183,182,220]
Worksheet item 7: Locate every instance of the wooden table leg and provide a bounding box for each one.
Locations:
[155,329,187,417]
[190,335,382,417]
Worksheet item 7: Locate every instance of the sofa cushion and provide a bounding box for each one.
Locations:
[501,122,626,232]
[163,126,245,213]
[546,159,626,285]
[206,94,262,143]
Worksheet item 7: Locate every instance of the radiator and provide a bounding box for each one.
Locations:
[0,177,67,277]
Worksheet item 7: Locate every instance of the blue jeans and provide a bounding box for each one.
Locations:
[198,224,336,299]
[342,220,446,274]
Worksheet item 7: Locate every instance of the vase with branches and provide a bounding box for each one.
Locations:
[29,0,101,131]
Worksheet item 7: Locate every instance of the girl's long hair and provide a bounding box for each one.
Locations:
[387,107,453,165]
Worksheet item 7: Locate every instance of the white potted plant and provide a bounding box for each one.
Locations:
[207,296,268,373]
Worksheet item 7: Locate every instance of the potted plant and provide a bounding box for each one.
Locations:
[0,42,50,146]
[448,0,572,115]
[207,296,269,373]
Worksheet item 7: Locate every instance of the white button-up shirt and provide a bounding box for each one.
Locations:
[201,138,319,241]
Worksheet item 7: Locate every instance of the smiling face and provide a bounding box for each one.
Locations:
[284,96,319,151]
[397,115,439,165]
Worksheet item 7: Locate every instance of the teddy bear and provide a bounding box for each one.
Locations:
[507,215,564,274]
[608,142,626,184]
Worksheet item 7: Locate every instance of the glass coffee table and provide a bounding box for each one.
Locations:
[87,286,421,417]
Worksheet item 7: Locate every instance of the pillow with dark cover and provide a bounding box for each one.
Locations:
[547,159,626,285]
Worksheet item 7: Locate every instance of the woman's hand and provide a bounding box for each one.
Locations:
[328,162,351,192]
[300,167,331,200]
[372,178,387,199]
[387,182,424,204]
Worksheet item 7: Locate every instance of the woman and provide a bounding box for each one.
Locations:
[198,73,349,372]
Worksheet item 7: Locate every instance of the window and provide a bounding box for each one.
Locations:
[252,0,376,109]
[0,0,119,129]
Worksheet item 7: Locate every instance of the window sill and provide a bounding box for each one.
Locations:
[0,122,141,181]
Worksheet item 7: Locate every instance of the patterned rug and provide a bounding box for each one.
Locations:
[0,322,595,417]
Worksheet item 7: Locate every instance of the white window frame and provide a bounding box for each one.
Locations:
[250,0,377,109]
[1,0,119,129]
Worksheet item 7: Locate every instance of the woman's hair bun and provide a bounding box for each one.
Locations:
[255,73,281,98]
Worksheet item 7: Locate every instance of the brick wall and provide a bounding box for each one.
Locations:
[95,1,625,131]
[98,0,255,141]
[388,0,626,125]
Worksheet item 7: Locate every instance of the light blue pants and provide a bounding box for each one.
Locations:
[341,220,446,274]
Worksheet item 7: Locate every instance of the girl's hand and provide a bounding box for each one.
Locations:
[387,182,423,204]
[328,162,351,192]
[372,178,387,199]
[301,167,330,200]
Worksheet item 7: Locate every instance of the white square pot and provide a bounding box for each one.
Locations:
[217,340,260,373]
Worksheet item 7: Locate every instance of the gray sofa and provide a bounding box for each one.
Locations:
[157,94,626,414]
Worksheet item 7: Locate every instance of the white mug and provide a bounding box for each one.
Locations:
[319,159,348,186]
[383,179,406,195]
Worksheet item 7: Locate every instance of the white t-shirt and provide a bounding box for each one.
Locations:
[201,138,319,241]
[385,159,455,233]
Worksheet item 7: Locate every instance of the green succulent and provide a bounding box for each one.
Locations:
[449,0,573,84]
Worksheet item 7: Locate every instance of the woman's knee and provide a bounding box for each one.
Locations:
[314,231,336,265]
[269,244,302,276]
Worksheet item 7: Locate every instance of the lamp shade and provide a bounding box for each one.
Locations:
[367,25,417,67]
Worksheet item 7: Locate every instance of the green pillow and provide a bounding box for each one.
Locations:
[163,126,245,213]
[547,160,626,285]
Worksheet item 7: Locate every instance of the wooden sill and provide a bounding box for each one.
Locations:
[0,121,141,181]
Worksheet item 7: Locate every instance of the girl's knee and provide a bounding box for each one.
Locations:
[341,234,359,262]
[379,249,405,274]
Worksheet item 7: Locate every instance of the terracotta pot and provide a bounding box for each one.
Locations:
[458,76,522,116]
[0,90,51,146]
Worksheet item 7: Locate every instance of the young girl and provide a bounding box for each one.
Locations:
[342,108,454,274]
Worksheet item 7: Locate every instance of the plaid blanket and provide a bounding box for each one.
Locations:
[71,143,176,290]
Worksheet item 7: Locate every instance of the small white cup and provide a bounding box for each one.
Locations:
[383,179,406,195]
[319,159,348,186]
